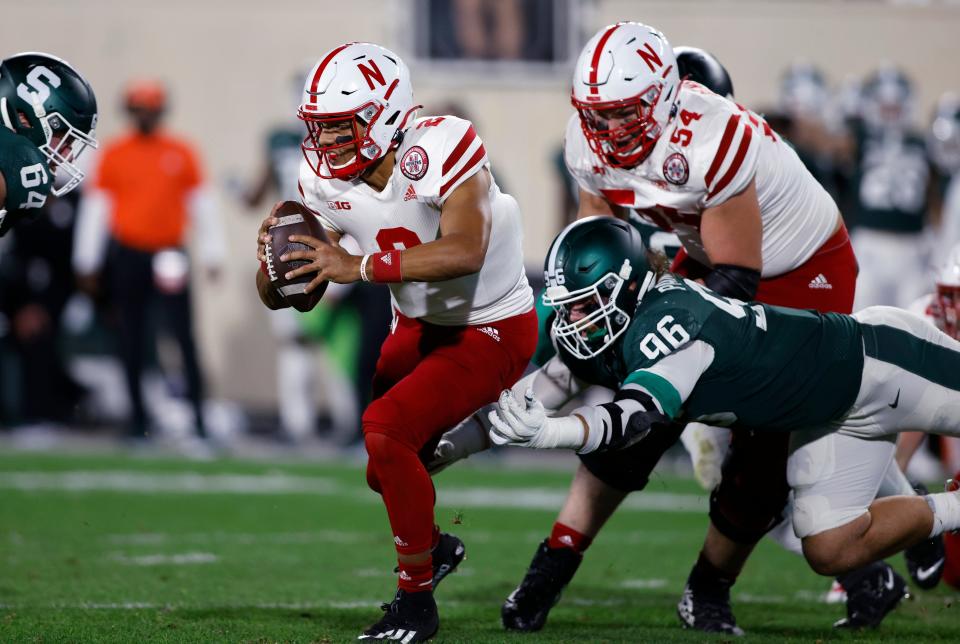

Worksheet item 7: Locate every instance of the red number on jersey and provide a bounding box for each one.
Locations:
[376,227,422,251]
[670,110,702,147]
[735,103,777,142]
[416,117,445,129]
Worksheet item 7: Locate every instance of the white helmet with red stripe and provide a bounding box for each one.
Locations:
[934,243,960,340]
[299,42,418,180]
[572,22,680,168]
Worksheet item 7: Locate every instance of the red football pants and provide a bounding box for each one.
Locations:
[363,308,537,554]
[673,223,859,542]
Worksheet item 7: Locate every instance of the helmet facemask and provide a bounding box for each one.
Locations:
[40,110,97,195]
[300,101,387,180]
[573,84,664,168]
[545,260,655,359]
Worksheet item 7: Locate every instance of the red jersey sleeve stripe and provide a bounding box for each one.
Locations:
[442,125,478,175]
[704,114,741,189]
[707,122,753,200]
[440,144,486,198]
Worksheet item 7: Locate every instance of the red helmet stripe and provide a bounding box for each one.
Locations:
[705,114,741,188]
[442,125,478,175]
[440,144,486,198]
[309,44,351,103]
[588,24,621,95]
[708,122,753,200]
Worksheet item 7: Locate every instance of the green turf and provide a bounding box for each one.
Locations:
[0,450,957,643]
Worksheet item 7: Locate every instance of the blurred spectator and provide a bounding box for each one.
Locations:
[0,192,85,426]
[425,0,558,61]
[928,93,960,266]
[235,91,372,444]
[847,65,938,310]
[72,80,224,440]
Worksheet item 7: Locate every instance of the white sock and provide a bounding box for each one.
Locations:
[925,492,960,538]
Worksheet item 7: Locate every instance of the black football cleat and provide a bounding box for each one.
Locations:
[501,539,582,632]
[834,561,908,629]
[904,483,946,590]
[358,589,439,642]
[676,580,744,636]
[431,532,466,590]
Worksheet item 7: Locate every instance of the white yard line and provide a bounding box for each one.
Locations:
[0,470,707,513]
[108,552,219,566]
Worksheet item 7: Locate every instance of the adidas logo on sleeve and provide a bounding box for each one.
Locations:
[808,273,833,290]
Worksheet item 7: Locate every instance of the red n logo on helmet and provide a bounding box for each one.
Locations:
[636,43,662,73]
[358,60,386,90]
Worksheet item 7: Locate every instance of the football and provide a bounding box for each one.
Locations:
[264,200,329,312]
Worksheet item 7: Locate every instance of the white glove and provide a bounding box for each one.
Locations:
[488,388,588,451]
[488,388,547,447]
[425,405,494,474]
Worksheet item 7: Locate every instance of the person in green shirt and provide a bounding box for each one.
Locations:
[488,217,960,597]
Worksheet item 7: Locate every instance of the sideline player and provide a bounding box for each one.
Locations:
[254,42,536,642]
[492,217,960,620]
[505,22,858,635]
[0,52,97,237]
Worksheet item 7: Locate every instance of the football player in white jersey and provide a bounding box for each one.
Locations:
[254,42,536,643]
[501,22,866,635]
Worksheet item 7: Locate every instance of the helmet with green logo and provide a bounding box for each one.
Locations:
[543,216,655,359]
[0,52,98,195]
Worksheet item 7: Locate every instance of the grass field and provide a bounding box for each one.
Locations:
[0,450,957,643]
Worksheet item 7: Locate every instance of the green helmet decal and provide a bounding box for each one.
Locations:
[543,216,654,359]
[0,52,98,196]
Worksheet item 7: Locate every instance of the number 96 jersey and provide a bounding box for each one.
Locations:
[0,127,52,236]
[298,115,533,325]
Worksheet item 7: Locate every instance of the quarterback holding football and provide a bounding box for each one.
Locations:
[254,42,536,642]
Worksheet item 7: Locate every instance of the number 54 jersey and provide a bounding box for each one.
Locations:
[565,81,841,278]
[299,115,533,325]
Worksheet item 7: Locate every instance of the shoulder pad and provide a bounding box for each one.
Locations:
[672,86,760,207]
[399,115,488,204]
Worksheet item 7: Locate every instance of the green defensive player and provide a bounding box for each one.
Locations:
[0,52,98,236]
[489,216,960,584]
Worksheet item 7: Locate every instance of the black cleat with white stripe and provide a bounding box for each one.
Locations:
[358,589,438,642]
[834,561,908,629]
[904,483,946,590]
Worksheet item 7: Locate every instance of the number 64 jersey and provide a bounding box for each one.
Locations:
[299,115,533,325]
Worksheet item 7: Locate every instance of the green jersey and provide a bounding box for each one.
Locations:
[592,275,864,432]
[0,126,52,236]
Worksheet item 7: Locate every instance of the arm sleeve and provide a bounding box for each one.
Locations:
[72,188,112,274]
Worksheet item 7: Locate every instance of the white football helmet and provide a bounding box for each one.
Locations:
[934,244,960,340]
[299,42,418,180]
[571,22,680,168]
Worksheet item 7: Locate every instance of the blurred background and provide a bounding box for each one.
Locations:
[1,0,959,477]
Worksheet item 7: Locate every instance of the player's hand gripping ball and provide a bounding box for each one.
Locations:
[261,201,329,312]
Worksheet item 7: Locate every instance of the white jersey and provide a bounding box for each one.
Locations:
[299,115,533,325]
[565,81,841,278]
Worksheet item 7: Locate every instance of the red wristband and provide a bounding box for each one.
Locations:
[371,249,402,283]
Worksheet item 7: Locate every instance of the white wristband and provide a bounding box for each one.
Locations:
[359,254,371,282]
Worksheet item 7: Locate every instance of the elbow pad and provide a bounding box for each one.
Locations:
[704,264,761,301]
[577,387,672,453]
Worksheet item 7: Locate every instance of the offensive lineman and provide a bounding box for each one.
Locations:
[505,22,862,635]
[0,52,98,237]
[489,217,960,619]
[254,43,536,642]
